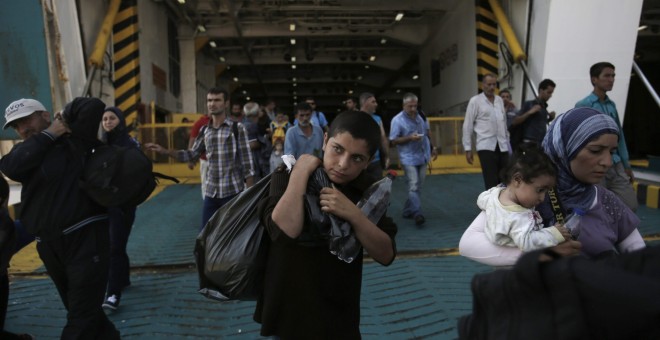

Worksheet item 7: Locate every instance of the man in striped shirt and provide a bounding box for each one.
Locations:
[146,87,255,230]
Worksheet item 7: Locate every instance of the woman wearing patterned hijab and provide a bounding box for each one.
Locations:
[460,108,645,266]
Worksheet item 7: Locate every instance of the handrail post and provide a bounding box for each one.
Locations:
[488,0,539,99]
[632,61,660,109]
[82,0,121,96]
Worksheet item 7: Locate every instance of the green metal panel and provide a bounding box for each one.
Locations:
[0,0,53,139]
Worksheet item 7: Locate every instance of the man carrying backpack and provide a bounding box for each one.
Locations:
[146,87,255,230]
[509,79,556,152]
[0,98,120,338]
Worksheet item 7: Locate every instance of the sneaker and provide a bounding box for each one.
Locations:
[414,214,425,225]
[102,294,120,310]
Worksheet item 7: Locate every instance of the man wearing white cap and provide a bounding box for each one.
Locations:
[2,98,54,139]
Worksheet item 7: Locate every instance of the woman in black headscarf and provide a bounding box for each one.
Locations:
[99,107,139,311]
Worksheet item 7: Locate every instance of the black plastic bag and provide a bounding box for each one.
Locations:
[194,174,271,302]
[303,168,362,262]
[304,168,333,230]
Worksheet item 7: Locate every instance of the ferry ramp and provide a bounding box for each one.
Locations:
[5,173,660,338]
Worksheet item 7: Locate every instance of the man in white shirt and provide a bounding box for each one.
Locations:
[462,73,510,190]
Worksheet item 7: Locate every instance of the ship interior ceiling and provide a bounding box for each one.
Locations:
[162,0,660,155]
[163,0,456,116]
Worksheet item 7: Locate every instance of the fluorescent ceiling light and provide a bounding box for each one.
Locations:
[412,75,419,80]
[209,41,217,48]
[291,56,297,62]
[380,38,387,44]
[292,64,297,69]
[242,90,247,94]
[369,55,376,61]
[290,38,296,45]
[395,13,404,21]
[177,0,185,4]
[638,25,648,31]
[197,24,206,32]
[246,96,251,101]
[233,77,239,82]
[290,23,296,31]
[219,56,226,62]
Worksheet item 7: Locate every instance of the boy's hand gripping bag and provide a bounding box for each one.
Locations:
[194,174,271,302]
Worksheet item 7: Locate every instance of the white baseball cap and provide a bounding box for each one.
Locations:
[4,98,47,129]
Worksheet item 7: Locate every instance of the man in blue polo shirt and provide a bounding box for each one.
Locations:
[575,62,637,211]
[284,102,324,159]
[389,93,437,225]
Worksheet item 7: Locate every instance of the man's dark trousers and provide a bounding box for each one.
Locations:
[477,144,509,190]
[37,220,120,339]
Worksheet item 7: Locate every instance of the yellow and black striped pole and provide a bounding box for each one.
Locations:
[475,0,499,91]
[113,0,141,130]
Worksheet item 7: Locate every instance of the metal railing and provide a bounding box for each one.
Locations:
[138,115,477,173]
[632,61,660,109]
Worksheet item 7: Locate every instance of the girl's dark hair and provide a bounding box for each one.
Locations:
[501,144,557,185]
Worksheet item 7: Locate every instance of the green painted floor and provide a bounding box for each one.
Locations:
[5,173,660,338]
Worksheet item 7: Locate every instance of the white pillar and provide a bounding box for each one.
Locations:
[526,0,643,123]
[179,32,197,113]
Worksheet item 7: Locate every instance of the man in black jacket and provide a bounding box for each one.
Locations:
[0,98,119,338]
[509,79,557,151]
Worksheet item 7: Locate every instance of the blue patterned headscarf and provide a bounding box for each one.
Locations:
[542,108,619,211]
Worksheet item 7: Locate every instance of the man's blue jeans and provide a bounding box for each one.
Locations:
[201,194,238,231]
[402,164,427,218]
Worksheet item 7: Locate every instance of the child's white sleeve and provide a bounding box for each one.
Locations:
[507,212,565,251]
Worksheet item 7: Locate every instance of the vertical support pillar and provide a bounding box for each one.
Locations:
[113,0,141,129]
[475,0,499,91]
[526,0,643,118]
[180,33,197,113]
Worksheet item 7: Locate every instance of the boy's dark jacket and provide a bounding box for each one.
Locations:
[0,98,107,240]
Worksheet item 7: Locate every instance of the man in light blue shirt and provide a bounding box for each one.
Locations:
[575,62,638,211]
[293,97,329,132]
[389,93,437,225]
[285,102,324,159]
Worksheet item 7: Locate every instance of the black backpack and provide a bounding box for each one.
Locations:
[458,246,660,340]
[80,144,178,207]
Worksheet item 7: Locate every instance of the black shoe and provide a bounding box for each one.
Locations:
[102,294,120,310]
[414,214,425,225]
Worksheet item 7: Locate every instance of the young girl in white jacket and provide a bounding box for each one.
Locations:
[478,144,571,251]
